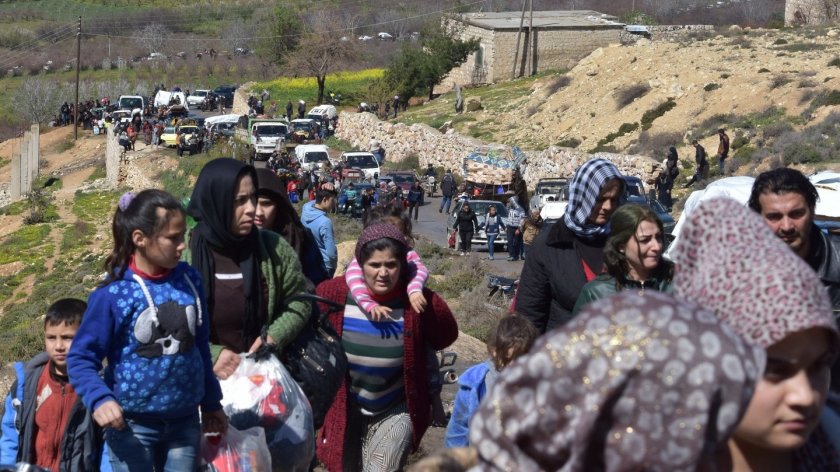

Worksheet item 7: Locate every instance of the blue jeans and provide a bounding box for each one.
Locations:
[487,233,498,258]
[106,412,201,472]
[440,195,452,214]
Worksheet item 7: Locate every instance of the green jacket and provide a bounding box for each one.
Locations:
[184,229,311,361]
[572,273,672,317]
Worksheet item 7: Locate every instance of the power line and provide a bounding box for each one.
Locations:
[0,25,77,70]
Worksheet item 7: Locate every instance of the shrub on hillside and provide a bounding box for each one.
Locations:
[770,75,791,89]
[641,99,676,130]
[773,38,788,45]
[597,122,639,148]
[810,90,840,109]
[614,83,651,109]
[456,286,505,342]
[762,121,794,139]
[556,137,581,148]
[829,57,840,68]
[628,130,684,158]
[731,133,750,149]
[758,67,770,73]
[545,75,571,96]
[704,83,720,92]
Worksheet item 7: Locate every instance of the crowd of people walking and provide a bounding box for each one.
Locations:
[2,146,840,472]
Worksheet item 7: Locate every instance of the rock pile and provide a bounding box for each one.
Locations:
[335,111,663,188]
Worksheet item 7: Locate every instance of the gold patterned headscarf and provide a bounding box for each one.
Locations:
[469,290,764,471]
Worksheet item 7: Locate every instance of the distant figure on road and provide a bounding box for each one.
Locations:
[286,99,293,121]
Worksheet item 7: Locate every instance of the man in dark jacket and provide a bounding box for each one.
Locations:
[1,299,107,471]
[684,140,709,187]
[439,170,457,214]
[285,99,293,121]
[748,167,840,388]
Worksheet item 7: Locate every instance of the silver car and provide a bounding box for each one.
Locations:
[446,200,509,249]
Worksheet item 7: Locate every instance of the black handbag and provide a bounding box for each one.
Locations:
[270,293,347,430]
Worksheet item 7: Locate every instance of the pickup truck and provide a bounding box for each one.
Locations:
[529,178,569,210]
[236,118,288,161]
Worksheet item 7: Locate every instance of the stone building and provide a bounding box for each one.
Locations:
[785,0,840,25]
[443,10,623,88]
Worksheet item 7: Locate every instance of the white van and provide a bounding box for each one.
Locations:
[296,144,331,172]
[153,90,189,110]
[306,105,337,121]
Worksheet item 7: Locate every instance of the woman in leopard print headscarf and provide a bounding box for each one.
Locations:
[672,197,840,472]
[468,290,764,471]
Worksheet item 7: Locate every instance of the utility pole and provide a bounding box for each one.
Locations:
[527,0,534,77]
[73,16,81,140]
[511,0,527,80]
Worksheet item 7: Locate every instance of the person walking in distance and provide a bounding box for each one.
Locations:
[453,202,478,256]
[439,169,456,214]
[716,128,729,175]
[684,140,709,187]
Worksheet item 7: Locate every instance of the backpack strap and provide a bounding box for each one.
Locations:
[11,361,25,432]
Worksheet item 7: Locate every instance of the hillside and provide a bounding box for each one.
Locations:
[400,25,840,175]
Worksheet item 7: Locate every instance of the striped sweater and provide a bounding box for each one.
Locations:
[341,293,405,415]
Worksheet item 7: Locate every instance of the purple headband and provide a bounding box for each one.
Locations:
[118,192,135,212]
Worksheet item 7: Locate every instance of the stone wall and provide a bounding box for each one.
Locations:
[648,25,715,40]
[785,0,837,25]
[335,111,662,188]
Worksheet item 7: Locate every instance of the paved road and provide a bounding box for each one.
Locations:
[411,195,525,279]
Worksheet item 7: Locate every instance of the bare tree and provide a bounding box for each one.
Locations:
[286,11,359,104]
[741,0,773,25]
[223,18,250,52]
[13,77,64,124]
[137,23,169,56]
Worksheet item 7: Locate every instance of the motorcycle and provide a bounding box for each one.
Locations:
[422,175,436,197]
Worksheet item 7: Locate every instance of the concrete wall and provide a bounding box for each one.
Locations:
[444,24,621,89]
[106,126,120,187]
[335,111,661,188]
[9,125,40,201]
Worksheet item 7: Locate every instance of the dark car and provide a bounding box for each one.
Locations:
[213,85,237,107]
[384,171,416,192]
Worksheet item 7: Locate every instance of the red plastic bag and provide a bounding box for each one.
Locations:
[201,426,271,472]
[448,231,457,249]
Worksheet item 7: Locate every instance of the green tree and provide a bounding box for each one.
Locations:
[270,5,302,63]
[385,19,479,101]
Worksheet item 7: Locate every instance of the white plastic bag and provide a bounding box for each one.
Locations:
[219,353,315,472]
[200,425,272,472]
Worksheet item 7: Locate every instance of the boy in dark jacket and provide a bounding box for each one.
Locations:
[1,299,108,471]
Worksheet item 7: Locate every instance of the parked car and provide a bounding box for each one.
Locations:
[213,85,237,107]
[383,171,416,192]
[340,151,380,180]
[377,32,394,40]
[159,126,177,147]
[186,89,210,108]
[446,199,509,249]
[529,177,569,210]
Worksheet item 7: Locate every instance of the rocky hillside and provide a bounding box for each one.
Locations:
[391,25,840,179]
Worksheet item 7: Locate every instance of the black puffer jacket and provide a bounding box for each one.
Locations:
[453,208,478,233]
[516,219,607,333]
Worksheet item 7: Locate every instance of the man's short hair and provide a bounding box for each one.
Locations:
[718,129,725,133]
[45,298,86,328]
[691,139,698,145]
[748,167,819,213]
[315,187,337,204]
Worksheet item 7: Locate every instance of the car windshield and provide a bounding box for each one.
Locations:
[346,155,377,168]
[539,182,566,194]
[305,152,329,163]
[120,98,143,109]
[390,174,414,183]
[255,125,286,136]
[466,202,508,217]
[292,122,313,131]
[163,127,175,134]
[194,91,207,97]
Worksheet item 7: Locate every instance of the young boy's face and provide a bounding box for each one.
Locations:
[45,321,79,374]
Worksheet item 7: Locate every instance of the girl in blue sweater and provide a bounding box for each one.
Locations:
[67,189,226,472]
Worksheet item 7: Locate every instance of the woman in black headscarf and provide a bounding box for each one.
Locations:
[185,158,310,379]
[254,167,328,286]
